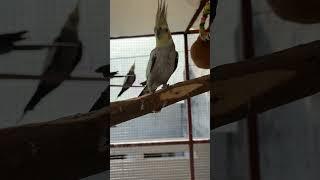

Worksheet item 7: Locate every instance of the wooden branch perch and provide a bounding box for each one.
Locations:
[212,40,320,128]
[2,40,320,179]
[110,75,211,126]
[0,111,108,180]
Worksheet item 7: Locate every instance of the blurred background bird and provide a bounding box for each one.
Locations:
[0,30,79,55]
[19,1,82,122]
[90,64,119,127]
[117,62,136,98]
[95,64,118,79]
[90,64,115,112]
[139,0,178,96]
[0,30,28,55]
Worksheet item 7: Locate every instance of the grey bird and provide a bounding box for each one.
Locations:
[0,30,78,55]
[117,62,136,97]
[19,1,82,122]
[139,0,178,96]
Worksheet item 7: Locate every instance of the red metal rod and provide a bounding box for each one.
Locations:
[184,33,195,180]
[241,0,261,179]
[185,0,209,33]
[247,103,261,180]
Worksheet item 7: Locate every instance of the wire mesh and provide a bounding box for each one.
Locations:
[187,34,210,139]
[110,35,188,143]
[110,33,210,179]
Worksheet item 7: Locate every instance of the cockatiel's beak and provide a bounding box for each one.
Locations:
[156,29,161,39]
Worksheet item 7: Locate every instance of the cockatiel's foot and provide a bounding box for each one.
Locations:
[162,84,169,89]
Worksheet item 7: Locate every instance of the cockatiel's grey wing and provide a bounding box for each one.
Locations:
[173,51,178,73]
[138,50,156,97]
[146,48,157,80]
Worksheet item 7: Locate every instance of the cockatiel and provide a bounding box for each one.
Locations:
[19,1,82,122]
[117,62,136,97]
[139,0,178,96]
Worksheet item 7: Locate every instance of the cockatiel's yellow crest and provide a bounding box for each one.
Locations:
[154,0,172,47]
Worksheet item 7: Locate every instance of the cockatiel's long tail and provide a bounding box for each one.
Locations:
[18,1,82,123]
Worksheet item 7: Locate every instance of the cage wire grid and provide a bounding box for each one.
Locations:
[109,33,210,180]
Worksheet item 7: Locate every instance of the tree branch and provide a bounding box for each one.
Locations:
[0,111,108,180]
[212,40,320,128]
[2,40,320,179]
[110,75,211,126]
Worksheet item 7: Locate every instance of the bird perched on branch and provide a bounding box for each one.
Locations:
[19,1,82,122]
[117,62,136,97]
[139,0,178,96]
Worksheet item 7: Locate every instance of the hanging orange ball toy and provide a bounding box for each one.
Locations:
[191,1,211,69]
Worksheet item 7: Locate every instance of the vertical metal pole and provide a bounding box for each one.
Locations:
[247,101,261,180]
[241,0,261,179]
[184,33,195,180]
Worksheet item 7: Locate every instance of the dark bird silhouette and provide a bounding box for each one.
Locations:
[89,86,117,128]
[95,64,118,79]
[90,65,117,127]
[0,30,78,55]
[89,64,115,112]
[19,1,82,122]
[0,30,28,54]
[117,62,136,97]
[89,86,109,112]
